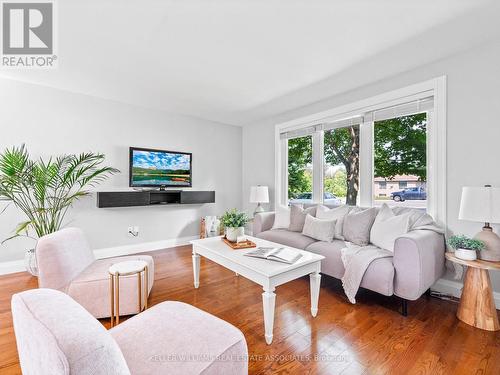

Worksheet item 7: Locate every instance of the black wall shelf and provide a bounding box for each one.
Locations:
[97,190,215,208]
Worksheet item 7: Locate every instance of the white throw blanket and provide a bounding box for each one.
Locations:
[341,243,392,304]
[341,208,444,304]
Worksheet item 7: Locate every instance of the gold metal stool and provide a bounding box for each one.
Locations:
[108,260,149,327]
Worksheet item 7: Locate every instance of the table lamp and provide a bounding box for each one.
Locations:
[250,186,269,215]
[459,185,500,261]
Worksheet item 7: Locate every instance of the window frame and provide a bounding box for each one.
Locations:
[275,77,447,227]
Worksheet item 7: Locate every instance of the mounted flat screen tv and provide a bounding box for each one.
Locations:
[129,147,192,188]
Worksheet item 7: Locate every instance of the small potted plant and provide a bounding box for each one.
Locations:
[220,209,249,242]
[447,235,485,261]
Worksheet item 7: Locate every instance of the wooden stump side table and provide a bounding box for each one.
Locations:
[445,252,500,331]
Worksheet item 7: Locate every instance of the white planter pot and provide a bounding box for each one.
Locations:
[226,227,245,242]
[25,248,39,276]
[455,248,477,261]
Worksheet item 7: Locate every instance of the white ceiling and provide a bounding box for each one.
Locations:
[1,0,499,125]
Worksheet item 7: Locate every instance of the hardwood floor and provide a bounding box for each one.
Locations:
[1,245,499,374]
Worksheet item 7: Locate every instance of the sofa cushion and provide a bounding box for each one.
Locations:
[370,204,411,252]
[305,240,346,278]
[256,229,318,249]
[302,214,336,242]
[289,205,316,232]
[67,254,154,319]
[111,301,248,375]
[305,241,394,296]
[271,205,291,229]
[342,207,378,246]
[316,204,351,240]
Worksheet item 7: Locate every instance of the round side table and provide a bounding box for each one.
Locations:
[445,252,500,331]
[108,260,149,327]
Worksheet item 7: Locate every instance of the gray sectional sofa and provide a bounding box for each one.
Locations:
[253,205,445,316]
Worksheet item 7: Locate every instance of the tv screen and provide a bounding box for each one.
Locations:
[129,147,192,188]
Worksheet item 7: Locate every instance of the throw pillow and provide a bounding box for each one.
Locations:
[288,205,316,232]
[271,205,291,229]
[342,207,378,246]
[370,203,411,252]
[302,214,336,242]
[316,205,350,240]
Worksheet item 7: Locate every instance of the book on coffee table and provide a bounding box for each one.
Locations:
[244,247,302,264]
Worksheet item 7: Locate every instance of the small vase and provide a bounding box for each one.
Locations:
[455,248,477,261]
[226,227,245,242]
[24,248,39,276]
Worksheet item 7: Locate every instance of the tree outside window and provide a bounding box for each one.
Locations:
[287,113,427,206]
[287,136,312,200]
[324,126,359,205]
[374,113,427,182]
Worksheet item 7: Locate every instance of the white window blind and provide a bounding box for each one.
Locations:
[323,115,364,131]
[280,97,433,139]
[364,96,434,122]
[279,124,322,140]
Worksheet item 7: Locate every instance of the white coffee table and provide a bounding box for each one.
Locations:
[190,236,325,344]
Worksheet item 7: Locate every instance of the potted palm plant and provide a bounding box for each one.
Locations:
[220,208,249,242]
[448,235,485,261]
[0,145,118,275]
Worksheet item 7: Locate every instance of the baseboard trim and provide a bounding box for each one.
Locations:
[0,235,198,276]
[93,235,198,259]
[432,278,500,309]
[0,259,26,275]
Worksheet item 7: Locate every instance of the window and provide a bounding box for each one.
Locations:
[372,109,427,209]
[283,111,428,211]
[323,125,360,205]
[276,77,446,225]
[287,135,312,203]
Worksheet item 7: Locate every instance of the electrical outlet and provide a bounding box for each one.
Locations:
[128,226,139,237]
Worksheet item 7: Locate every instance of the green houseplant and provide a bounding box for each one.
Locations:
[0,145,119,274]
[448,235,485,261]
[220,208,249,242]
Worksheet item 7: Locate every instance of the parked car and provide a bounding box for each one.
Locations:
[289,192,342,206]
[391,186,427,202]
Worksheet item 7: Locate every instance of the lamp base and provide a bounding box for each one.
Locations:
[254,203,265,216]
[475,226,500,262]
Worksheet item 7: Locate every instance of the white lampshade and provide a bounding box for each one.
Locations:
[459,186,500,224]
[249,186,269,203]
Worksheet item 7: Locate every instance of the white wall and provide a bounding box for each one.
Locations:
[0,79,242,263]
[242,39,500,292]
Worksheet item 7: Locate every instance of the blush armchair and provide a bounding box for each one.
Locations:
[36,227,154,318]
[12,289,248,375]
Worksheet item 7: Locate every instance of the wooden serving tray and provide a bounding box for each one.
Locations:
[222,237,257,250]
